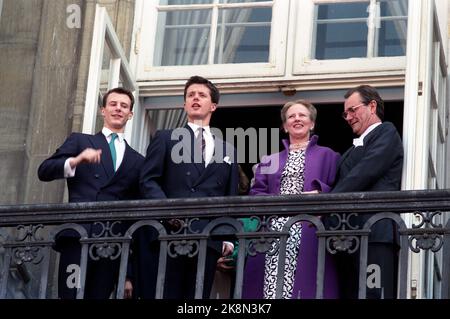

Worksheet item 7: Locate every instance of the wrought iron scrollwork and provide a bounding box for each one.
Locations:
[409,211,444,253]
[326,213,360,254]
[327,235,360,254]
[245,215,288,257]
[168,240,199,258]
[167,217,200,235]
[89,221,123,260]
[11,224,46,265]
[12,224,44,265]
[328,213,359,231]
[166,217,201,258]
[91,221,122,238]
[89,242,122,260]
[16,224,45,242]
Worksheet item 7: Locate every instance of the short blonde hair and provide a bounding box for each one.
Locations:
[280,99,317,124]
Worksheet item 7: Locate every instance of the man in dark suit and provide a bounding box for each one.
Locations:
[135,75,239,299]
[38,87,144,299]
[330,85,403,299]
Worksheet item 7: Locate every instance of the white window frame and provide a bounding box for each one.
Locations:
[293,0,407,75]
[402,0,449,300]
[83,5,139,146]
[135,0,289,81]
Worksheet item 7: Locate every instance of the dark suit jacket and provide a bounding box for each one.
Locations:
[140,126,239,199]
[140,125,239,237]
[38,132,144,235]
[331,122,403,243]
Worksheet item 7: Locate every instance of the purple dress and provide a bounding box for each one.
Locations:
[242,135,340,299]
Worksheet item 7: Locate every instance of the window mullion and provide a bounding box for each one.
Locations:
[311,4,319,60]
[208,1,219,65]
[366,0,378,58]
[217,7,226,64]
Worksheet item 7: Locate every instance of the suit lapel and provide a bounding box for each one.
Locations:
[90,132,114,179]
[193,137,226,185]
[115,142,137,175]
[338,146,355,167]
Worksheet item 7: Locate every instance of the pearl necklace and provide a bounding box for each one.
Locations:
[289,141,309,151]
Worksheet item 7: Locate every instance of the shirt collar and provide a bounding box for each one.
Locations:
[353,122,381,147]
[187,122,211,137]
[102,127,125,143]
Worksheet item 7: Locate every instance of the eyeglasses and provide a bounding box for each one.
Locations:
[342,103,365,119]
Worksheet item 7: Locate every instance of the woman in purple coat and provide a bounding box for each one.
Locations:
[242,100,340,299]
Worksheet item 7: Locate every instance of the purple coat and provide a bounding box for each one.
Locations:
[242,135,340,299]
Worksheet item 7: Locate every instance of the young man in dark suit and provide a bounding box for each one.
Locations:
[135,76,239,299]
[330,85,404,299]
[38,87,144,299]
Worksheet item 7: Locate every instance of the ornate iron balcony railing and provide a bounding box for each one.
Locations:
[1,189,450,299]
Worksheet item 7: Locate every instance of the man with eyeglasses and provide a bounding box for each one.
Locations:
[329,85,403,299]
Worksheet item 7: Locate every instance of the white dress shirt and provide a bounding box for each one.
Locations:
[187,122,214,166]
[353,122,382,147]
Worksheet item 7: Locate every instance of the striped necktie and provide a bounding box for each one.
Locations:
[196,128,205,164]
[109,133,118,171]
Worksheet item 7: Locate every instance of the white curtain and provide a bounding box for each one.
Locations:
[145,109,188,143]
[217,2,254,63]
[159,0,211,65]
[158,0,256,65]
[383,0,408,51]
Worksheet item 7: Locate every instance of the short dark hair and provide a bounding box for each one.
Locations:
[102,87,135,111]
[184,75,220,104]
[344,85,384,120]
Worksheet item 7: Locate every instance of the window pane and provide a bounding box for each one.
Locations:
[220,0,269,3]
[164,0,212,5]
[155,10,211,66]
[317,2,368,20]
[315,23,367,59]
[215,7,271,63]
[377,0,408,57]
[380,0,408,17]
[377,20,407,57]
[314,3,368,60]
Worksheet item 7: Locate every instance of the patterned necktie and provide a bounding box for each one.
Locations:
[109,133,118,171]
[196,128,205,164]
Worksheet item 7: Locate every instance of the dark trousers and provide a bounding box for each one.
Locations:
[129,226,220,299]
[335,242,398,299]
[163,247,220,299]
[57,238,120,299]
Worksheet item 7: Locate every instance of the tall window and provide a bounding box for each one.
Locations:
[312,0,408,60]
[136,0,409,82]
[294,0,408,75]
[154,0,272,66]
[136,0,289,80]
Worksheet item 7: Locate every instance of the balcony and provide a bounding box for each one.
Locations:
[1,189,450,299]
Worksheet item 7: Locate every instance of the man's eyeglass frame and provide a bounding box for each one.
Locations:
[342,103,365,119]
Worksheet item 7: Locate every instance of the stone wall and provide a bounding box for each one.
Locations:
[0,0,135,205]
